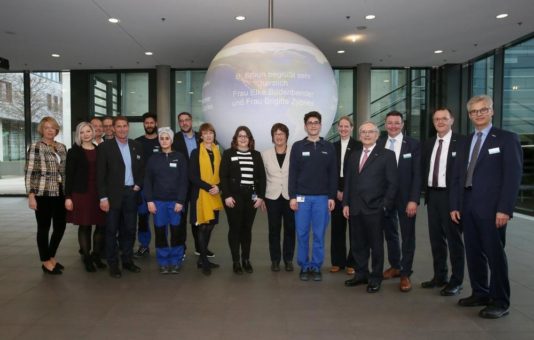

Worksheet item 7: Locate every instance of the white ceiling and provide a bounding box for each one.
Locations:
[1,0,533,71]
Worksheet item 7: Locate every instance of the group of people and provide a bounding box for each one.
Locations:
[25,94,522,319]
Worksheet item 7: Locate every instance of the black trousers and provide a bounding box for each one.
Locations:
[383,199,416,277]
[225,187,258,262]
[106,188,137,266]
[330,197,355,268]
[35,196,66,261]
[427,189,465,285]
[265,196,295,264]
[350,212,384,284]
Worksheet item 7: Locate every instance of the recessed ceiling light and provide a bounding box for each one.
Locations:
[145,51,153,56]
[434,50,443,54]
[235,15,246,21]
[496,13,508,19]
[108,18,120,24]
[346,34,362,43]
[337,50,345,54]
[365,14,376,20]
[51,53,60,58]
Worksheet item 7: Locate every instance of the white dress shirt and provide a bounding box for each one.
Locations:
[427,130,452,187]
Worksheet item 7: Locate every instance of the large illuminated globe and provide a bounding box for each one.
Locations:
[202,28,338,151]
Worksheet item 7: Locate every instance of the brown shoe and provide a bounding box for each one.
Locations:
[400,276,412,292]
[383,267,401,280]
[346,267,355,275]
[330,266,341,273]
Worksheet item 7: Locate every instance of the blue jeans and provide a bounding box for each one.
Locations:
[294,195,330,271]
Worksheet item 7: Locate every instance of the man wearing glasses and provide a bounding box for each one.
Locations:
[450,95,523,319]
[288,111,337,282]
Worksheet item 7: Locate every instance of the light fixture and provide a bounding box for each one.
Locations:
[145,51,153,56]
[337,50,345,54]
[108,18,120,23]
[346,34,362,43]
[512,85,519,90]
[235,15,246,21]
[434,50,443,54]
[496,13,508,19]
[176,80,182,84]
[365,14,376,20]
[51,53,60,58]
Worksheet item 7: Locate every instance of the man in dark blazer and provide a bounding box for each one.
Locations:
[380,111,421,292]
[97,116,144,278]
[330,116,361,274]
[422,108,466,296]
[450,95,523,319]
[343,121,398,293]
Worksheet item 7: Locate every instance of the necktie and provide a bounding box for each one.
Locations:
[359,149,369,173]
[388,138,395,151]
[432,139,443,187]
[465,132,483,187]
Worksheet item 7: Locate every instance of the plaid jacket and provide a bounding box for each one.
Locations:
[25,140,67,196]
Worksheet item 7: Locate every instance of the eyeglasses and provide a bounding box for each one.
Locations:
[468,107,491,116]
[359,130,378,135]
[306,121,321,126]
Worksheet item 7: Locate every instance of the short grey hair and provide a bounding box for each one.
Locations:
[467,95,493,111]
[358,121,379,133]
[74,121,95,146]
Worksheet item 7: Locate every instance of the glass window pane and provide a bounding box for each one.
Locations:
[371,69,408,130]
[326,69,353,141]
[472,55,494,97]
[409,69,428,140]
[121,73,149,116]
[174,70,206,132]
[91,73,117,116]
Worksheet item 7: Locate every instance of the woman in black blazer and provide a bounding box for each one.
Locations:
[220,126,266,274]
[65,122,107,272]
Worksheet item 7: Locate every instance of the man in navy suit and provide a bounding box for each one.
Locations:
[381,111,421,292]
[343,121,398,293]
[450,95,523,319]
[422,108,465,296]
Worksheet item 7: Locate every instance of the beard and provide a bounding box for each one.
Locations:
[144,126,157,135]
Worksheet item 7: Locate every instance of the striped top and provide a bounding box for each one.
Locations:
[236,151,254,186]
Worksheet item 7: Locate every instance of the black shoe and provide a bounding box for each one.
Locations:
[206,250,215,258]
[242,260,253,273]
[123,262,141,273]
[42,265,62,275]
[312,270,322,282]
[440,283,463,296]
[285,262,294,272]
[421,278,448,289]
[109,265,122,278]
[233,262,243,275]
[133,246,150,258]
[367,282,381,293]
[345,277,368,287]
[92,253,107,269]
[54,262,65,271]
[198,261,219,269]
[299,269,310,281]
[479,305,510,319]
[458,295,490,307]
[83,257,97,273]
[271,262,281,272]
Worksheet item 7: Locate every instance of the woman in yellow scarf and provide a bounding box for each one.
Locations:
[189,123,223,275]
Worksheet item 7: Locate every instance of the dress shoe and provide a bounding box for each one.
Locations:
[299,269,310,281]
[312,270,322,281]
[83,257,97,273]
[233,262,243,275]
[271,262,280,272]
[440,283,463,296]
[54,262,65,271]
[242,260,253,273]
[330,266,342,273]
[346,267,355,275]
[400,276,412,292]
[344,277,368,287]
[197,261,219,269]
[421,278,448,289]
[383,267,401,280]
[285,262,294,272]
[479,305,510,319]
[42,265,62,275]
[123,262,141,273]
[367,282,381,293]
[458,295,490,307]
[109,265,122,278]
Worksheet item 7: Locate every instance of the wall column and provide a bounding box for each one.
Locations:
[156,65,171,127]
[355,63,371,128]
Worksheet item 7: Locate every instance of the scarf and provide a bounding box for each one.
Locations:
[196,142,223,224]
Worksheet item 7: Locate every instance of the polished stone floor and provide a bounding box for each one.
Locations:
[0,197,533,340]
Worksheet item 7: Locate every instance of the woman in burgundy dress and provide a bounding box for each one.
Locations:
[65,121,106,272]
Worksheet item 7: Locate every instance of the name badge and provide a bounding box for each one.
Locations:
[136,155,141,160]
[302,151,310,156]
[231,156,239,161]
[488,147,500,155]
[402,153,412,159]
[296,195,305,203]
[169,162,177,168]
[321,151,328,154]
[153,147,159,153]
[451,152,456,157]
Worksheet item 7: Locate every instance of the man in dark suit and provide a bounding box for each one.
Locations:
[450,95,523,319]
[422,108,465,296]
[97,116,144,278]
[330,116,361,275]
[343,121,398,293]
[172,112,207,257]
[380,111,421,292]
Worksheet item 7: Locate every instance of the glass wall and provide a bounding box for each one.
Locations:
[409,69,428,140]
[91,73,119,117]
[472,55,494,97]
[121,73,149,117]
[174,70,206,132]
[325,69,354,141]
[503,37,534,215]
[371,69,407,130]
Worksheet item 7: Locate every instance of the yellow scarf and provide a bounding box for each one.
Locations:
[196,142,223,224]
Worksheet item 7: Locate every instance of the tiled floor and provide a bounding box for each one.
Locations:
[0,197,533,339]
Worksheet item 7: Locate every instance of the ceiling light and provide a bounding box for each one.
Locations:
[108,18,120,24]
[365,14,376,20]
[145,51,153,56]
[51,53,60,58]
[346,34,362,43]
[496,13,508,19]
[337,50,345,54]
[512,85,519,90]
[235,15,246,21]
[434,50,443,54]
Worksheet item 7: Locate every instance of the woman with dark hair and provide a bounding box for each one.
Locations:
[65,121,107,272]
[220,126,266,274]
[25,116,67,275]
[261,123,295,272]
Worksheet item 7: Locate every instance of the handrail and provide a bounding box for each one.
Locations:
[370,76,425,105]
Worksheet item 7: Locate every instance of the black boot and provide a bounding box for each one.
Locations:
[83,256,96,272]
[242,259,253,273]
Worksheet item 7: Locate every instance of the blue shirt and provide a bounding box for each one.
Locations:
[183,133,198,157]
[116,139,134,186]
